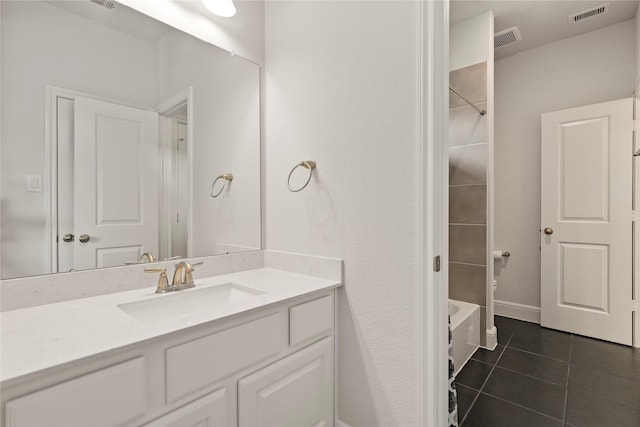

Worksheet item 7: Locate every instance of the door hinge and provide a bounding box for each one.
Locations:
[433,256,441,272]
[632,300,640,313]
[633,211,640,222]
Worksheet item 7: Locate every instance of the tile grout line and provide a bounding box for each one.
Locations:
[449,261,487,268]
[501,327,568,419]
[494,365,567,387]
[478,391,566,424]
[459,333,511,425]
[466,322,571,425]
[562,334,574,426]
[506,344,571,363]
[568,352,640,383]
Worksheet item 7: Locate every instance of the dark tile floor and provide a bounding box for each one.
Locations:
[455,316,640,427]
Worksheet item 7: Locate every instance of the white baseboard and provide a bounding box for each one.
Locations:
[494,299,540,324]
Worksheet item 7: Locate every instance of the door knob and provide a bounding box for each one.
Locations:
[79,234,91,243]
[544,227,554,235]
[62,234,74,242]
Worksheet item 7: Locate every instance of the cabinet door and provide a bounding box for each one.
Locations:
[143,389,228,427]
[238,337,333,427]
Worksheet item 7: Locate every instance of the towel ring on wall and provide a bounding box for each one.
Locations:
[210,173,233,198]
[287,161,316,192]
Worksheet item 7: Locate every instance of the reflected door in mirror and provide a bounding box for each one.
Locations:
[69,96,159,270]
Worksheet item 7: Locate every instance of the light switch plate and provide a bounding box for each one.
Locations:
[27,175,42,192]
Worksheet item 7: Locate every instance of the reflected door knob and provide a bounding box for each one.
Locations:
[62,234,74,242]
[544,227,554,235]
[79,234,91,243]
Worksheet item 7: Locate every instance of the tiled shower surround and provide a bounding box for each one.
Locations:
[449,62,489,343]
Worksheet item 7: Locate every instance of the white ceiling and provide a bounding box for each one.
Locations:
[47,0,171,43]
[451,0,639,60]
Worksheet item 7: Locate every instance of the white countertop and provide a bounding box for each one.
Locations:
[0,268,341,385]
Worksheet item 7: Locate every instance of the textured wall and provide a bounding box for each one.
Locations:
[264,1,420,425]
[494,20,635,310]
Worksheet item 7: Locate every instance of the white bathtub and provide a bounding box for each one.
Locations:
[449,299,480,376]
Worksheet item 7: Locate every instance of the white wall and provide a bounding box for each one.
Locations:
[0,1,158,278]
[450,12,494,71]
[265,1,420,425]
[495,20,635,311]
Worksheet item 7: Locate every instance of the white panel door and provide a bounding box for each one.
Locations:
[541,98,633,345]
[74,96,159,270]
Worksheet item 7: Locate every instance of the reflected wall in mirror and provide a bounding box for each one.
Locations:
[0,0,261,280]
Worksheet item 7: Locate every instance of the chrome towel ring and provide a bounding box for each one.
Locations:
[287,161,316,192]
[210,173,233,198]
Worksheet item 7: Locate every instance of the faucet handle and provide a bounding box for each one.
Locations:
[145,267,170,294]
[183,261,204,289]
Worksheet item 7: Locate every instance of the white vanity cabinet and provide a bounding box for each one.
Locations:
[1,290,336,427]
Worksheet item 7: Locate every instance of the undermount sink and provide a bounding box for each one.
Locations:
[118,283,264,323]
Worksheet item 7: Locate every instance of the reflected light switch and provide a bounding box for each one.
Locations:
[27,175,42,192]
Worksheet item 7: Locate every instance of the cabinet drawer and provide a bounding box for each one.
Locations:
[166,313,282,403]
[289,295,333,347]
[5,357,146,427]
[143,389,228,427]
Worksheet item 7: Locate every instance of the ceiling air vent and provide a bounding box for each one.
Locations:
[494,27,522,50]
[89,0,118,11]
[569,3,609,24]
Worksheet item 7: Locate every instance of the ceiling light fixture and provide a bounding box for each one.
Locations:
[202,0,236,17]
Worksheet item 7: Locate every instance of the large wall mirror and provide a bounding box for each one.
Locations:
[1,0,261,280]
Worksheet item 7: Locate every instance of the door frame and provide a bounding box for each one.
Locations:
[156,87,194,259]
[418,0,449,425]
[45,86,155,273]
[634,87,640,348]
